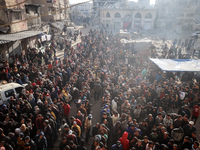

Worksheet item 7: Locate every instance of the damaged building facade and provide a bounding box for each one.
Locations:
[0,0,40,62]
[32,0,70,22]
[155,0,200,32]
[0,0,70,63]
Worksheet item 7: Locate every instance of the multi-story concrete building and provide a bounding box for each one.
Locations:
[0,0,43,62]
[71,2,92,16]
[99,1,156,32]
[0,0,28,33]
[25,3,42,30]
[93,0,125,12]
[156,0,200,32]
[32,0,69,22]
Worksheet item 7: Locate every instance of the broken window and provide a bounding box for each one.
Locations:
[12,12,22,21]
[48,7,51,15]
[26,8,29,14]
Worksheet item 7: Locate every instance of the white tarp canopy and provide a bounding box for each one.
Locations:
[150,58,200,72]
[121,39,152,51]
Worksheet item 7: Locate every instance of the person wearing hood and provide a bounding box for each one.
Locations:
[20,124,30,138]
[34,131,47,150]
[35,114,44,130]
[119,131,129,150]
[191,105,199,124]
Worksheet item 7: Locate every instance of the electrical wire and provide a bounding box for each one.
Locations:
[0,0,92,28]
[0,0,30,9]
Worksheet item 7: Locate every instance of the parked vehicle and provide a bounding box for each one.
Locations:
[191,31,200,38]
[0,83,26,105]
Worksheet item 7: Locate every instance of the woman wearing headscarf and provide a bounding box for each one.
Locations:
[20,124,30,138]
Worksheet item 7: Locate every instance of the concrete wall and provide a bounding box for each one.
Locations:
[8,41,22,56]
[25,5,41,30]
[72,2,92,16]
[32,0,67,22]
[0,44,8,62]
[0,0,28,33]
[156,0,200,32]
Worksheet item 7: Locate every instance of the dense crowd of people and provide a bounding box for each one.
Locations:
[0,28,199,150]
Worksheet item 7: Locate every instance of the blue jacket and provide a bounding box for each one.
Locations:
[126,127,142,135]
[100,105,111,118]
[111,144,123,150]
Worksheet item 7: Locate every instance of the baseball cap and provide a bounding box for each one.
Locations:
[189,121,194,125]
[88,114,92,119]
[68,130,72,135]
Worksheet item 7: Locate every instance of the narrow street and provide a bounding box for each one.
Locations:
[53,26,102,149]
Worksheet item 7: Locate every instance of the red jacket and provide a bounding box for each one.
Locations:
[192,105,199,117]
[119,132,129,150]
[35,117,44,129]
[74,118,82,127]
[63,104,70,117]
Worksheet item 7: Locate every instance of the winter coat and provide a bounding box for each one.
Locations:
[183,124,196,137]
[35,118,44,130]
[62,104,70,117]
[111,144,123,150]
[133,107,141,119]
[171,127,184,141]
[34,132,47,150]
[119,132,129,150]
[192,105,199,117]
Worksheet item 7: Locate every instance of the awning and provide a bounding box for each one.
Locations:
[0,30,43,43]
[0,40,10,44]
[0,27,9,34]
[50,22,65,31]
[150,58,200,72]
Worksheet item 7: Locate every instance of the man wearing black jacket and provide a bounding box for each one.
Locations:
[24,136,37,150]
[92,123,100,137]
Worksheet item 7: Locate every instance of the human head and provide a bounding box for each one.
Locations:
[116,141,121,148]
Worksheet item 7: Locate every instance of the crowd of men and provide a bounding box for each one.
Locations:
[0,28,199,150]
